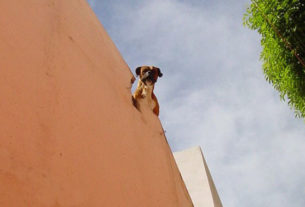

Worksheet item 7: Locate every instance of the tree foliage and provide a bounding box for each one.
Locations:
[244,0,305,118]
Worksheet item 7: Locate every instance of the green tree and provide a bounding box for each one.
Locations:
[244,0,305,118]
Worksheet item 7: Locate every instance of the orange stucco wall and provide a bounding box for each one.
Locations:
[0,0,193,206]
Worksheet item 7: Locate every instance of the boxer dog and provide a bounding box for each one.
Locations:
[133,66,163,116]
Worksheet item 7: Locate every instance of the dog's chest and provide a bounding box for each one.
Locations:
[142,87,156,110]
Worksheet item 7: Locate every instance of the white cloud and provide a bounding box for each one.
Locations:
[93,0,305,206]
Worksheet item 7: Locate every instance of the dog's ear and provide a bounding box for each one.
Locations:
[135,67,141,76]
[157,68,163,77]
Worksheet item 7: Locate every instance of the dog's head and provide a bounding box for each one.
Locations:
[135,66,163,86]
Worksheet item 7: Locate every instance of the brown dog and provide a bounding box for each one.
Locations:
[133,66,163,116]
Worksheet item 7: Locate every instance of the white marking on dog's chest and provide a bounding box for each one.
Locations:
[142,85,156,110]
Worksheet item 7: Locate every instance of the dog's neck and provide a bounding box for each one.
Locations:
[142,85,153,97]
[139,81,154,97]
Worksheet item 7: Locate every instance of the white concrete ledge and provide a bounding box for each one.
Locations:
[174,147,223,207]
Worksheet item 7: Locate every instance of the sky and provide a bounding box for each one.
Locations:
[88,0,305,206]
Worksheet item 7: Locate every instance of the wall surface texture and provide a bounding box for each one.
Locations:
[0,0,193,206]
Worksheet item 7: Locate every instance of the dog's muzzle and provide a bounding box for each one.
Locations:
[141,71,156,84]
[141,71,150,80]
